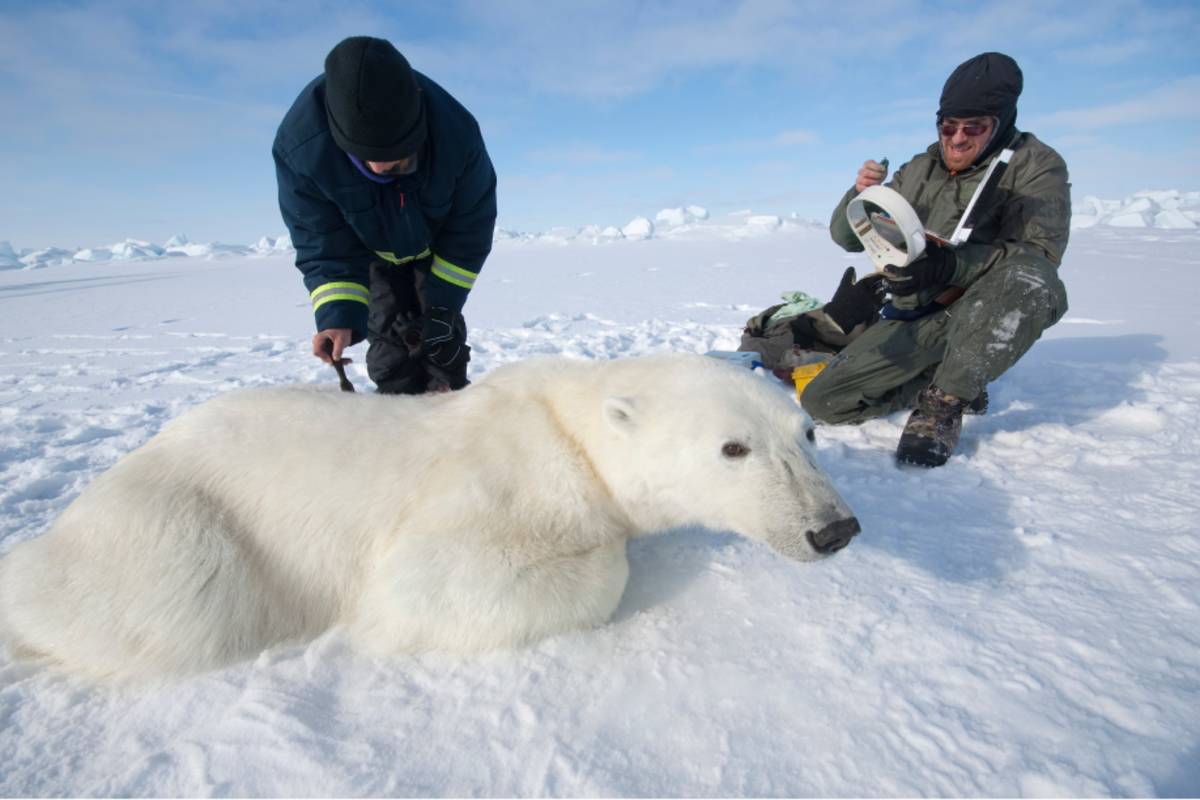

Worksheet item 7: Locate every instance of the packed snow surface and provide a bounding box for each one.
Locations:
[0,208,1198,796]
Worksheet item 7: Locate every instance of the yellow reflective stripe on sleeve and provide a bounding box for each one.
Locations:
[431,255,478,290]
[310,281,369,311]
[375,247,431,265]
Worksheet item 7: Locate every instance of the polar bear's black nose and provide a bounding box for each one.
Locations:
[806,517,860,554]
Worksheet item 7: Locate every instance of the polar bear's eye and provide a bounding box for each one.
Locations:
[805,428,816,443]
[722,441,750,459]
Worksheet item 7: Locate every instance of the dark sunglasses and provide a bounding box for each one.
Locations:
[939,120,992,137]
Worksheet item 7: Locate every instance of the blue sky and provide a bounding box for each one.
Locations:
[1,0,1198,249]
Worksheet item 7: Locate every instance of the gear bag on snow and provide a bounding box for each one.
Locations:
[738,269,885,380]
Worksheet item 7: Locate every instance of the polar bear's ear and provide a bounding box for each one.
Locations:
[603,396,638,435]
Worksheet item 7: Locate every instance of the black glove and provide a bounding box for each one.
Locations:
[822,267,887,334]
[388,312,424,353]
[419,307,469,371]
[881,243,956,297]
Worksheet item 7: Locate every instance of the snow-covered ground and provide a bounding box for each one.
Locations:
[1,205,1198,796]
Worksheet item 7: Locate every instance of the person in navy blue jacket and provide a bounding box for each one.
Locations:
[274,36,497,393]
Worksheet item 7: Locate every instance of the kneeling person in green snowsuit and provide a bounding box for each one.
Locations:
[802,52,1070,467]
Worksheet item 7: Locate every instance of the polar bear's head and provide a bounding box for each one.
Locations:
[591,355,859,561]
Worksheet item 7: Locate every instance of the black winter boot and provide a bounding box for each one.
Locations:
[965,388,989,416]
[896,386,968,467]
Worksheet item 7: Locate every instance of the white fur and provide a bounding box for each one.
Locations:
[0,354,855,680]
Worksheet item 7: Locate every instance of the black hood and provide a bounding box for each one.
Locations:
[938,52,1023,166]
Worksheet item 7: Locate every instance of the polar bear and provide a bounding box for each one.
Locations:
[0,354,858,681]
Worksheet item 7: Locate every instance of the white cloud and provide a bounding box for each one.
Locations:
[0,0,392,157]
[691,128,820,156]
[1055,40,1150,66]
[773,129,819,147]
[450,0,913,100]
[1028,76,1200,130]
[524,144,645,165]
[1059,140,1200,201]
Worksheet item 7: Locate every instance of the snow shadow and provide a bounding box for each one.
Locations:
[852,334,1168,585]
[0,272,179,301]
[1028,332,1167,366]
[971,333,1169,437]
[612,527,737,620]
[849,460,1029,585]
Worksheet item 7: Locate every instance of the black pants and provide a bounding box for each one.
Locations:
[366,259,470,395]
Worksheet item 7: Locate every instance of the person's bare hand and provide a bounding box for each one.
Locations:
[855,159,888,193]
[312,329,353,364]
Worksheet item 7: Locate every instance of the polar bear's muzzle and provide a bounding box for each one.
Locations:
[806,516,861,555]
[765,514,860,561]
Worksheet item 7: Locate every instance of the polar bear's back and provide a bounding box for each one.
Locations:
[0,384,458,678]
[478,353,797,416]
[0,369,600,678]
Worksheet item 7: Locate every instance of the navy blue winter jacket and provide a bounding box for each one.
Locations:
[273,72,497,341]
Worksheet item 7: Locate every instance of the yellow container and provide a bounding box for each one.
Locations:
[792,362,827,400]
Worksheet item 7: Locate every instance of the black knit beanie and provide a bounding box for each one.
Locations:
[938,52,1023,163]
[324,36,427,162]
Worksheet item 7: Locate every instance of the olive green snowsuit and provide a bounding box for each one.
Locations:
[801,130,1071,424]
